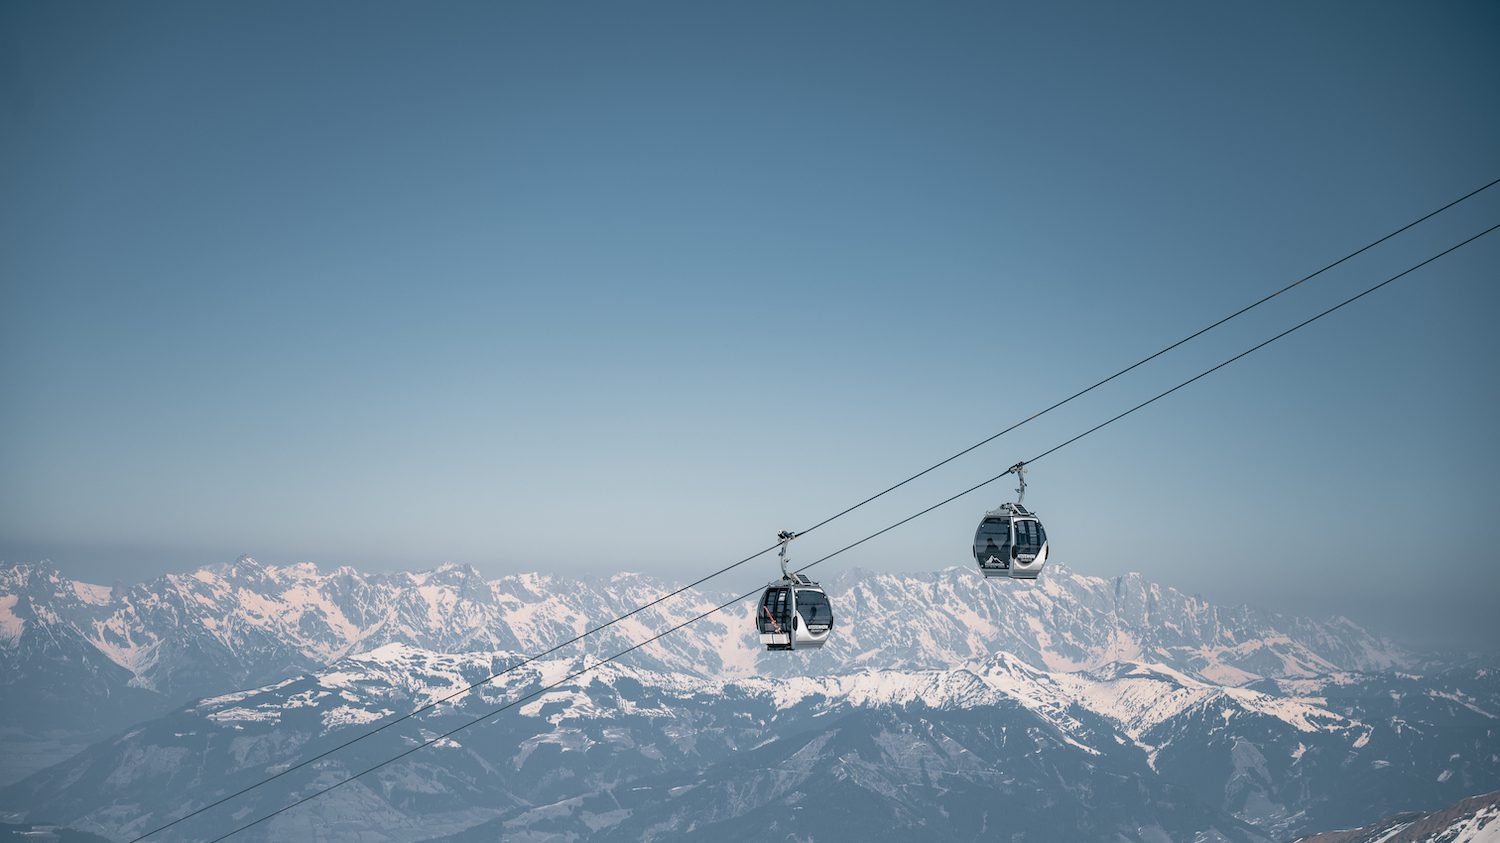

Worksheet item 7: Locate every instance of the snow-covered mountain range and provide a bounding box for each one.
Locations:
[1,557,1487,842]
[1,556,1407,690]
[0,556,1404,784]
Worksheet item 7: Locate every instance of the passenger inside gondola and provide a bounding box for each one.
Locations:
[976,519,1011,563]
[984,537,1002,563]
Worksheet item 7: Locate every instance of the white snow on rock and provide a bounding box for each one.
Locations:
[0,594,23,641]
[0,557,1413,713]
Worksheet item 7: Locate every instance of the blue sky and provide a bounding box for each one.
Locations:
[2,1,1497,648]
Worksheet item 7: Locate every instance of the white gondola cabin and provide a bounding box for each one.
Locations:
[973,502,1048,580]
[973,462,1050,580]
[756,531,835,650]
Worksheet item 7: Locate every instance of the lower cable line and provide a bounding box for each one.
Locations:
[792,176,1500,537]
[1021,219,1499,468]
[126,543,783,843]
[200,219,1498,843]
[202,471,1013,843]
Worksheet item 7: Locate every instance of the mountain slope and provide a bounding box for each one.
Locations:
[1293,788,1500,842]
[8,644,1491,843]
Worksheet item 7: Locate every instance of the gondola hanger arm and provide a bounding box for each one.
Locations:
[776,530,798,579]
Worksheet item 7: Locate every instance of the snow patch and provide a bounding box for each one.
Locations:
[0,594,23,640]
[1430,690,1498,719]
[208,706,282,725]
[199,678,299,708]
[71,581,113,605]
[323,706,391,730]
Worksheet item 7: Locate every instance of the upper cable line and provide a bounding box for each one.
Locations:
[125,176,1500,843]
[201,217,1500,843]
[794,176,1500,536]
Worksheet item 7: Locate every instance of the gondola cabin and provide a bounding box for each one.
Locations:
[756,574,834,650]
[973,502,1048,580]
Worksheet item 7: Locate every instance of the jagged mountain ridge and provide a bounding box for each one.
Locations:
[0,556,1406,688]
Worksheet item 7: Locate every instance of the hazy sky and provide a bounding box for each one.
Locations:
[2,1,1497,650]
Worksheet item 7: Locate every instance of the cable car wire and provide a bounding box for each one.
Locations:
[128,176,1497,843]
[122,541,783,843]
[793,176,1500,536]
[202,468,1025,843]
[199,218,1499,843]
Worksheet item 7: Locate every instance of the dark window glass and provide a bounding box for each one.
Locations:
[758,588,790,633]
[1014,519,1043,552]
[974,519,1011,562]
[797,589,833,627]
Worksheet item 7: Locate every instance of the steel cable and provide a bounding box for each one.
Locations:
[198,219,1499,843]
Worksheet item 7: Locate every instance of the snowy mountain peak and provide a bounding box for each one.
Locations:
[0,557,1409,694]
